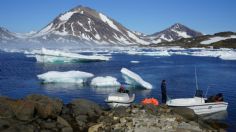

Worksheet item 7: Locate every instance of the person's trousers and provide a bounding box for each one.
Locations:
[162,92,167,103]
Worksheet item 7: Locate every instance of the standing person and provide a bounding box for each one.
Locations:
[161,80,167,103]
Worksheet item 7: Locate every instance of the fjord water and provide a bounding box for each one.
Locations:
[0,51,236,130]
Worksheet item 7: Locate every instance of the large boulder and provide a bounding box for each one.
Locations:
[0,97,35,121]
[69,99,102,119]
[171,107,197,121]
[0,97,15,118]
[10,100,35,121]
[69,99,103,131]
[25,94,63,118]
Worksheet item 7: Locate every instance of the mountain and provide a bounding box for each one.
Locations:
[0,27,17,43]
[148,23,203,44]
[0,6,208,46]
[154,31,236,49]
[30,6,149,45]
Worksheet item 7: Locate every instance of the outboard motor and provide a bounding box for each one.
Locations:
[195,90,203,98]
[207,93,224,102]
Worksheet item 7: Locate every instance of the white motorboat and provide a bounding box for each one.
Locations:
[167,67,228,115]
[105,93,135,108]
[167,93,228,115]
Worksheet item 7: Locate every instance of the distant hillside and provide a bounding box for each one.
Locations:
[152,31,236,49]
[0,27,17,44]
[147,23,203,44]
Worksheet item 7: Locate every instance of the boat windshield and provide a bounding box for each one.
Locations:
[195,90,203,97]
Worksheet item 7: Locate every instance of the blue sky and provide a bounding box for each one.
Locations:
[0,0,236,34]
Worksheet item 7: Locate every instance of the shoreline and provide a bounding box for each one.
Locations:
[0,94,227,132]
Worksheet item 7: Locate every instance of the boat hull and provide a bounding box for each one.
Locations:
[105,93,135,108]
[106,102,132,108]
[187,102,228,115]
[168,102,228,115]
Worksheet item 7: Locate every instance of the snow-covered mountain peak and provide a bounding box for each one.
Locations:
[30,5,150,45]
[148,23,203,44]
[0,6,204,46]
[0,27,17,43]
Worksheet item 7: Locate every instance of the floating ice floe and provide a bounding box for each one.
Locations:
[37,70,94,84]
[127,50,170,56]
[90,76,121,87]
[190,49,236,60]
[121,68,152,89]
[34,48,110,63]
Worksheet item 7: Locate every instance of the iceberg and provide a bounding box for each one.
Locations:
[121,68,152,89]
[34,48,110,63]
[90,76,121,87]
[35,55,74,63]
[37,70,94,84]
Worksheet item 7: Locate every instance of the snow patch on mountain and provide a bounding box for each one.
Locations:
[200,35,236,45]
[59,11,76,21]
[160,34,173,42]
[171,29,191,38]
[127,31,149,45]
[99,13,120,32]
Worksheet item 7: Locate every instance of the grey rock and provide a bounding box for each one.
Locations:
[69,99,102,119]
[171,107,197,121]
[0,119,10,130]
[11,100,35,121]
[77,115,88,122]
[112,106,130,117]
[0,97,35,121]
[40,121,57,129]
[88,123,103,132]
[119,118,127,123]
[57,116,71,127]
[25,94,63,118]
[2,124,34,132]
[61,127,73,132]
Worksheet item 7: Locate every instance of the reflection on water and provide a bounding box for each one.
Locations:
[41,83,84,93]
[91,86,118,94]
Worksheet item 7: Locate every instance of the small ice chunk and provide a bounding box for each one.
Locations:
[91,76,121,87]
[121,68,152,89]
[37,71,94,84]
[130,60,140,63]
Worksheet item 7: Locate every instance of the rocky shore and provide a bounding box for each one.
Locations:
[0,94,225,132]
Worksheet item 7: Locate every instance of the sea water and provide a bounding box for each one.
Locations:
[0,51,236,131]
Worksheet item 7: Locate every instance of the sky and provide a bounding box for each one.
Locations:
[0,0,236,34]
